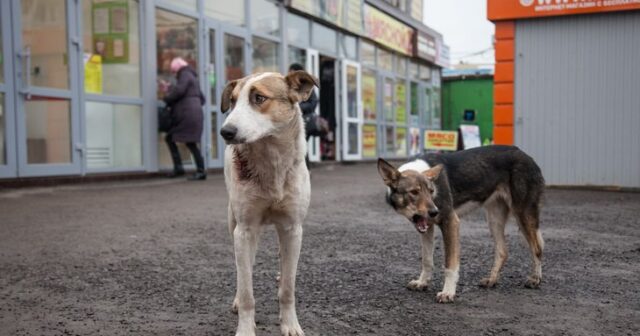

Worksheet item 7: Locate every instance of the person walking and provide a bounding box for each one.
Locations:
[163,57,206,180]
[288,63,319,169]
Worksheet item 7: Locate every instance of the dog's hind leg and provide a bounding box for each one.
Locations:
[480,199,510,288]
[275,218,304,336]
[436,212,461,303]
[232,218,262,336]
[516,205,544,289]
[407,224,435,291]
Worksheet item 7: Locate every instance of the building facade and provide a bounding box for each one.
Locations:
[0,0,446,180]
[488,1,640,188]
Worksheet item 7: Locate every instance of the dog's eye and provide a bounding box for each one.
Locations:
[428,188,434,194]
[410,189,420,196]
[254,94,267,105]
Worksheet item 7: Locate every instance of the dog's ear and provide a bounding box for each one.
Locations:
[220,80,238,113]
[285,70,319,103]
[377,158,399,186]
[423,164,443,181]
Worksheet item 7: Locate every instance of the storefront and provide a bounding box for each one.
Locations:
[0,0,446,180]
[488,1,640,188]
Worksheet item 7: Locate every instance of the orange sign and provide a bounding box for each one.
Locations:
[424,130,458,151]
[488,0,640,21]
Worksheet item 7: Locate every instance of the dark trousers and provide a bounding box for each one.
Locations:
[165,134,205,173]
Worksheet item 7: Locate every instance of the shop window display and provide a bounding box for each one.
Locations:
[82,0,141,97]
[252,37,279,73]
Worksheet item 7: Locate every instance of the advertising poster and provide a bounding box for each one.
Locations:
[409,127,421,155]
[395,84,406,124]
[384,81,393,121]
[92,1,129,64]
[362,124,377,158]
[362,73,377,121]
[395,127,407,156]
[424,130,458,151]
[459,124,482,149]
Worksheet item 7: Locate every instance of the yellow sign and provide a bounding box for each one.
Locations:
[84,54,103,94]
[424,130,458,151]
[364,5,414,55]
[363,124,377,158]
[396,83,406,123]
[396,127,407,156]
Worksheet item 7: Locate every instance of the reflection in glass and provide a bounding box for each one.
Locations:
[156,9,198,100]
[396,56,407,77]
[423,88,432,127]
[409,61,419,79]
[312,22,337,53]
[287,14,309,47]
[431,88,441,128]
[288,47,306,68]
[82,0,141,97]
[378,48,393,72]
[225,34,245,81]
[385,126,394,154]
[209,29,216,106]
[410,82,419,124]
[205,0,245,26]
[251,0,280,36]
[361,41,375,67]
[348,123,358,155]
[166,0,196,11]
[396,82,407,124]
[341,35,357,60]
[21,0,69,89]
[419,64,431,81]
[346,65,358,118]
[362,69,376,121]
[86,102,142,169]
[384,79,393,122]
[211,112,218,159]
[0,94,4,165]
[26,97,71,164]
[252,37,279,73]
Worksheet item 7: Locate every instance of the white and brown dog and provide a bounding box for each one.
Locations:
[219,71,318,336]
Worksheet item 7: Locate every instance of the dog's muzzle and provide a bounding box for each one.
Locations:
[220,125,238,142]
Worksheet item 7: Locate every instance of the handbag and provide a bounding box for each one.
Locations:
[158,101,173,133]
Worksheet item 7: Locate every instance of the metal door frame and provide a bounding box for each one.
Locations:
[0,1,17,178]
[11,0,82,177]
[341,59,362,161]
[305,48,320,162]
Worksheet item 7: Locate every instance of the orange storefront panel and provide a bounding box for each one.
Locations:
[493,125,514,145]
[488,0,640,21]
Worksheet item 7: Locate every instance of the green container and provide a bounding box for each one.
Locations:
[442,75,494,144]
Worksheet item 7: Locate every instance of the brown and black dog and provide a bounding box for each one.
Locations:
[377,145,545,303]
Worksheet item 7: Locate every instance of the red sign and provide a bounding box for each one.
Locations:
[489,0,640,21]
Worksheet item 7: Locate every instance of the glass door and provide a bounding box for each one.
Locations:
[204,22,222,168]
[341,60,362,161]
[12,0,82,177]
[305,48,320,162]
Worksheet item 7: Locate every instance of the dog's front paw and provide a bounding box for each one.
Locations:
[231,297,239,314]
[436,291,455,303]
[524,275,541,289]
[281,322,304,336]
[407,279,430,291]
[479,277,497,288]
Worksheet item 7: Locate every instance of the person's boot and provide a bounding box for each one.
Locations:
[167,166,185,178]
[188,170,207,181]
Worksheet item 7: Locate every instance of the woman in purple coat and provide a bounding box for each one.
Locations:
[163,57,206,180]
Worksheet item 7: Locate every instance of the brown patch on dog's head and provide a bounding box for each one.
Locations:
[221,77,251,113]
[377,158,443,234]
[285,70,319,103]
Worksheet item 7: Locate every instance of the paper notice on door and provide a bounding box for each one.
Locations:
[93,8,109,34]
[113,39,124,57]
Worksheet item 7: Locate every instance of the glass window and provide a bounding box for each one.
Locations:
[211,112,218,159]
[396,127,407,156]
[166,0,196,11]
[252,37,279,73]
[346,65,358,118]
[385,126,394,154]
[82,0,141,97]
[384,78,393,122]
[288,47,306,69]
[410,82,419,124]
[362,124,377,158]
[287,14,309,47]
[378,48,393,72]
[419,64,431,81]
[341,34,357,60]
[409,61,419,79]
[86,102,142,169]
[0,94,5,165]
[431,87,441,128]
[422,87,432,127]
[251,0,280,36]
[348,123,358,155]
[208,29,216,106]
[156,9,198,100]
[26,97,71,164]
[205,0,245,26]
[21,0,69,90]
[362,69,377,121]
[0,19,3,83]
[396,56,407,77]
[225,34,245,81]
[361,41,375,67]
[395,82,406,124]
[312,22,336,53]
